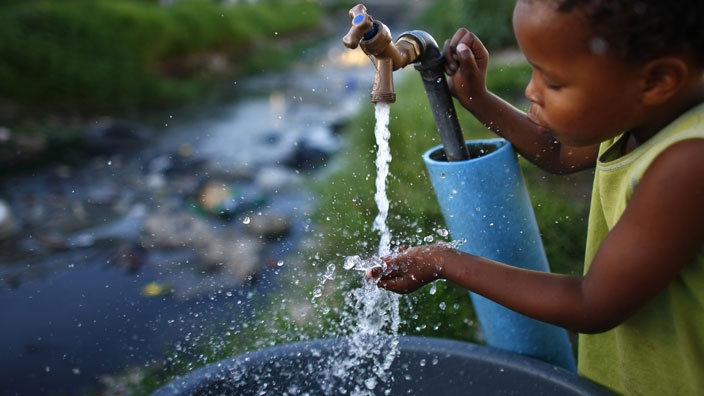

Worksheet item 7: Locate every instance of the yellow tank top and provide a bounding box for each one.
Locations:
[578,102,704,395]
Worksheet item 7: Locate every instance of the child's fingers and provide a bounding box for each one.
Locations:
[365,266,381,280]
[443,28,470,74]
[376,276,409,294]
[458,33,489,71]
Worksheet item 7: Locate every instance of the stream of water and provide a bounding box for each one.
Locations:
[372,103,393,257]
[312,102,400,396]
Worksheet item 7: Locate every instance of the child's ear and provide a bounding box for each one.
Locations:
[640,57,689,105]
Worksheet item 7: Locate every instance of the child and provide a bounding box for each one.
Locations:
[366,0,704,394]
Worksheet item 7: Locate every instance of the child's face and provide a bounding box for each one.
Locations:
[513,0,645,147]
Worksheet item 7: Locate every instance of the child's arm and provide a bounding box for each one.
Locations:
[442,28,598,174]
[368,139,704,333]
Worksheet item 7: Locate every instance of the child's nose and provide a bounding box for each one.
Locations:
[525,76,541,105]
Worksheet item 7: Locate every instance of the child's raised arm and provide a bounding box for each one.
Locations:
[443,28,597,174]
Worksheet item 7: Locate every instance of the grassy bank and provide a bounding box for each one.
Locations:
[0,0,324,125]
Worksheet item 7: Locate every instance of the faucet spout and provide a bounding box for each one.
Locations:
[342,4,469,161]
[368,36,420,103]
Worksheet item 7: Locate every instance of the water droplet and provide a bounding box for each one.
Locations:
[242,217,251,225]
[343,256,359,270]
[429,283,437,295]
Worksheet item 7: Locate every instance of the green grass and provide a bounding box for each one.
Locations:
[419,0,517,50]
[0,0,324,121]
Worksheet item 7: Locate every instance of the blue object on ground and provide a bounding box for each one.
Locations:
[423,138,577,371]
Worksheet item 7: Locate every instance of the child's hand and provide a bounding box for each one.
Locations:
[365,244,454,294]
[442,28,490,102]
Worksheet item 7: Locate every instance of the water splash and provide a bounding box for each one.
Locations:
[312,102,401,395]
[338,102,400,394]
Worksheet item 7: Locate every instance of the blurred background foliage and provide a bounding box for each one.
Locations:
[0,0,324,120]
[419,0,517,50]
[0,0,519,124]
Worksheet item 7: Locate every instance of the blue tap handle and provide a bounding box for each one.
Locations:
[342,4,375,49]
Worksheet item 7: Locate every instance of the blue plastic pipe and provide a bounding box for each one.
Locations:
[423,138,577,371]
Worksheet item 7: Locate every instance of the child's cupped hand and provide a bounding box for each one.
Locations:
[365,244,454,294]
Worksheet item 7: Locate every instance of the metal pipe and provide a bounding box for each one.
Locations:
[401,30,469,161]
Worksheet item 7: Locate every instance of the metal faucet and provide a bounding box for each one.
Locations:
[342,4,470,161]
[342,4,420,103]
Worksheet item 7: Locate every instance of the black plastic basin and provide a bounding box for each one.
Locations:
[152,336,612,395]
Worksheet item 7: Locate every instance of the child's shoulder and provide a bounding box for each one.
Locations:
[646,102,704,158]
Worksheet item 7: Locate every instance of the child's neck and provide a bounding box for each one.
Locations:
[626,84,704,153]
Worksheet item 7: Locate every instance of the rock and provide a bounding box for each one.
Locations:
[254,166,301,192]
[65,204,147,247]
[141,210,214,249]
[282,140,329,170]
[200,233,263,282]
[83,118,153,154]
[0,199,17,238]
[141,209,265,288]
[0,128,50,168]
[195,181,267,218]
[244,211,292,240]
[86,182,120,205]
[282,127,340,171]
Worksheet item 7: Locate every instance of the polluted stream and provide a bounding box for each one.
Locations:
[0,40,382,395]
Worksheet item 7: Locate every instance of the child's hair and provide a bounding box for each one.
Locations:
[551,0,704,65]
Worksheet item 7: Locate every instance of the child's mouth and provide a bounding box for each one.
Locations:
[527,114,551,134]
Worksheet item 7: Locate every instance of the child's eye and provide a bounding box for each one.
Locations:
[545,81,563,90]
[537,72,562,90]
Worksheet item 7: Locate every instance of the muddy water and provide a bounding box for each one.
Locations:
[0,41,374,396]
